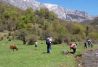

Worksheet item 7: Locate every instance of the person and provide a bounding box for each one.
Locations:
[69,42,77,54]
[46,36,52,53]
[35,41,38,47]
[87,39,93,48]
[84,41,88,48]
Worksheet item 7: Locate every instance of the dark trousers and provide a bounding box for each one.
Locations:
[35,44,37,47]
[84,43,87,48]
[47,44,51,53]
[71,48,76,54]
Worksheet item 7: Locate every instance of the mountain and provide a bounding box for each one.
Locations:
[43,3,93,22]
[0,0,94,22]
[0,0,41,10]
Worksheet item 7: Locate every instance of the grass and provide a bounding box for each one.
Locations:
[0,40,97,67]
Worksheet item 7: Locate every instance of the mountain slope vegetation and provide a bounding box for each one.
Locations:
[0,2,98,42]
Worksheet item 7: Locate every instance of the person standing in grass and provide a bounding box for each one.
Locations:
[87,39,93,48]
[69,42,77,54]
[46,36,52,53]
[35,41,38,47]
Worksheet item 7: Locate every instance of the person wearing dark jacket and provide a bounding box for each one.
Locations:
[87,39,93,48]
[46,37,52,53]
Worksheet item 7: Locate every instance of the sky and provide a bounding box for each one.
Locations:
[38,0,98,16]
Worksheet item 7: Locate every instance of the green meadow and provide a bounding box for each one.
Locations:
[0,40,97,67]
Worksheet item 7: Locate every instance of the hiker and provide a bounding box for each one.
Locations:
[87,39,93,48]
[46,36,52,53]
[69,42,77,54]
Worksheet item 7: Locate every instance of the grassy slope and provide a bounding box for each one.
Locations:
[0,40,97,67]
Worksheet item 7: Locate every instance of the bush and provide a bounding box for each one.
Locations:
[27,35,37,45]
[64,37,70,45]
[27,38,35,45]
[15,30,27,40]
[52,38,62,45]
[8,36,13,41]
[0,36,3,41]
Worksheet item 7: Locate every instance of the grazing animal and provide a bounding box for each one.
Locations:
[10,44,18,51]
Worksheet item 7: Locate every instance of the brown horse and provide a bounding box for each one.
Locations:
[10,44,18,51]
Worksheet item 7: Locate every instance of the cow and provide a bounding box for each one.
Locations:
[10,44,18,51]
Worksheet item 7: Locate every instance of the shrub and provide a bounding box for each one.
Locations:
[64,37,70,45]
[52,38,62,44]
[0,36,3,41]
[27,35,37,45]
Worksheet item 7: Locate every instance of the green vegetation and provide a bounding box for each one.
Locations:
[0,2,98,67]
[0,40,75,67]
[0,2,98,43]
[0,40,98,67]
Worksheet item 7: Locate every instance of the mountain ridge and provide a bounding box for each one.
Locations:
[0,0,94,22]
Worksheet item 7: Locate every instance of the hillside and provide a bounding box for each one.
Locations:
[0,2,98,43]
